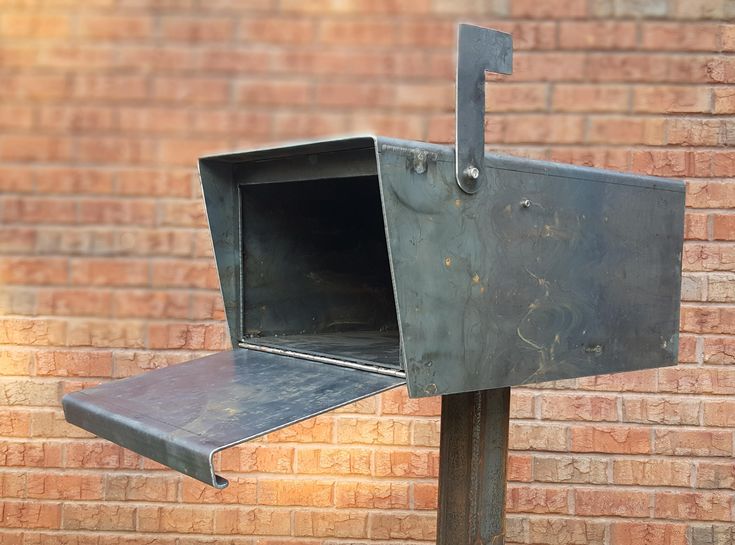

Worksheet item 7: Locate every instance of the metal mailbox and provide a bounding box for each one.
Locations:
[63,24,685,544]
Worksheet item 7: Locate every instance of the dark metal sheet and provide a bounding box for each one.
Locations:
[242,331,401,371]
[62,349,404,488]
[455,24,512,193]
[376,137,685,397]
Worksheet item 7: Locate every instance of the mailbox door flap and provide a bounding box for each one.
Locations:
[62,349,403,488]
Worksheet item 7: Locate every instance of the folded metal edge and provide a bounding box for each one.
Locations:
[62,374,404,489]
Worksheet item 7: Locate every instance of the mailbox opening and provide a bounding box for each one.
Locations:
[239,174,401,370]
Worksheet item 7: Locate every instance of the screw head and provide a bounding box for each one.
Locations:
[463,166,480,180]
[520,199,531,208]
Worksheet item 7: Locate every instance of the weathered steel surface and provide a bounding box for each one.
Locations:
[199,138,379,348]
[242,331,401,370]
[62,349,403,488]
[437,388,511,545]
[455,24,513,193]
[376,137,685,397]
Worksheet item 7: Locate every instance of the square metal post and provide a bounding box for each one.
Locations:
[437,387,511,545]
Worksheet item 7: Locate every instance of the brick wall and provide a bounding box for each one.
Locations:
[0,1,734,544]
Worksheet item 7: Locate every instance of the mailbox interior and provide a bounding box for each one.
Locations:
[239,175,401,370]
[201,137,405,374]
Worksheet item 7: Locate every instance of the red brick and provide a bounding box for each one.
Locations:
[153,77,231,104]
[658,367,735,395]
[37,289,112,317]
[655,429,733,456]
[552,84,629,112]
[162,18,235,42]
[0,351,33,376]
[181,476,256,504]
[79,15,153,41]
[713,214,735,240]
[381,387,440,416]
[319,20,396,46]
[0,441,61,468]
[240,17,316,44]
[296,447,371,476]
[0,318,66,346]
[0,14,70,38]
[623,397,701,425]
[559,22,637,49]
[258,478,333,507]
[62,503,135,530]
[534,456,608,484]
[0,501,61,529]
[2,197,76,225]
[575,488,651,517]
[613,459,692,487]
[412,481,437,510]
[704,336,735,364]
[374,450,438,478]
[26,473,104,500]
[655,491,732,521]
[35,168,115,195]
[76,136,156,165]
[107,474,179,502]
[214,507,291,536]
[540,394,618,422]
[507,485,569,514]
[70,259,148,287]
[147,323,225,350]
[138,505,214,533]
[642,23,720,51]
[697,462,735,489]
[680,305,735,333]
[293,511,366,538]
[610,522,688,545]
[635,86,712,113]
[370,513,436,541]
[66,319,145,349]
[528,518,606,545]
[0,257,68,286]
[714,88,735,113]
[112,290,188,319]
[512,0,587,18]
[703,400,735,427]
[589,117,666,145]
[510,423,569,452]
[571,426,651,454]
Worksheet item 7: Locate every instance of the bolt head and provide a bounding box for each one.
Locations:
[464,166,480,180]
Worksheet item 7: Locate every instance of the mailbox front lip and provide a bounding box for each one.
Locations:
[62,347,405,489]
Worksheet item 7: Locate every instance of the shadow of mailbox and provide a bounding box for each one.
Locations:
[63,24,684,544]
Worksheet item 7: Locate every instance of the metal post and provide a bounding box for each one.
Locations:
[437,387,511,545]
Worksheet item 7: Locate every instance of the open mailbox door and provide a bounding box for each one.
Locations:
[63,349,402,488]
[63,27,685,499]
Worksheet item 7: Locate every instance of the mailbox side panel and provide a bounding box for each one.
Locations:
[376,138,685,397]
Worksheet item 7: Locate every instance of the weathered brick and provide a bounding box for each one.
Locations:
[535,456,608,484]
[335,481,409,509]
[613,459,692,487]
[571,426,651,454]
[655,491,733,521]
[293,511,366,538]
[576,488,651,517]
[610,522,688,545]
[507,485,569,514]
